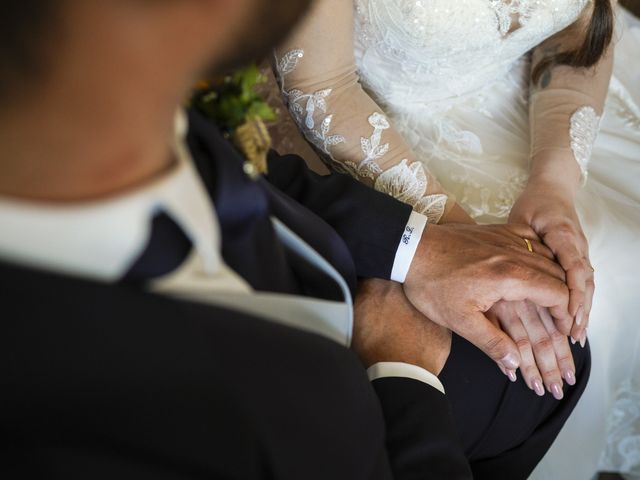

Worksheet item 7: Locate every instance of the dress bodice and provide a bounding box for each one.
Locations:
[354,0,590,107]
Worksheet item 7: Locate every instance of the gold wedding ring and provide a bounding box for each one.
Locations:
[523,238,534,253]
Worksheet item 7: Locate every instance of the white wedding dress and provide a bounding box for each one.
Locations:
[274,1,640,478]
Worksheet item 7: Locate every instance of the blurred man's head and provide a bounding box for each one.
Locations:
[0,0,312,106]
[0,0,312,201]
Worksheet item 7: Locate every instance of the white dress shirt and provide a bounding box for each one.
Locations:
[0,112,443,394]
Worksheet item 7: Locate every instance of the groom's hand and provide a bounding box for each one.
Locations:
[353,279,451,375]
[404,223,571,372]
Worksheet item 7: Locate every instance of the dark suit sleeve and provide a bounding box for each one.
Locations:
[265,151,414,280]
[372,378,473,480]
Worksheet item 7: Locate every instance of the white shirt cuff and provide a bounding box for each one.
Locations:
[390,211,428,283]
[367,362,445,394]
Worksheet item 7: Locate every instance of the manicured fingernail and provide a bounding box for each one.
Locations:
[570,336,577,345]
[550,383,564,400]
[580,330,588,348]
[501,353,519,370]
[564,370,576,386]
[576,305,584,326]
[533,378,545,396]
[507,369,517,382]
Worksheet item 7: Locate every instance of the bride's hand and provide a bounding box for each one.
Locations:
[509,180,593,346]
[438,203,577,393]
[487,300,576,400]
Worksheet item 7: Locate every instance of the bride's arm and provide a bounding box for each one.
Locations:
[512,1,617,343]
[273,0,455,224]
[528,4,614,191]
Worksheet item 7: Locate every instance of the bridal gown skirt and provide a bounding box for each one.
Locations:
[376,10,640,479]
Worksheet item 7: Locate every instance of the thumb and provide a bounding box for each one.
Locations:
[455,311,521,371]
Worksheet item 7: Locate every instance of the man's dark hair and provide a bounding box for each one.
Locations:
[0,0,57,100]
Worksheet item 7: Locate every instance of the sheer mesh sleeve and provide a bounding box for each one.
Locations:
[273,0,453,223]
[529,3,615,186]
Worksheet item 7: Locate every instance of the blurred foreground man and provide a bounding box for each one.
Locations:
[0,1,589,479]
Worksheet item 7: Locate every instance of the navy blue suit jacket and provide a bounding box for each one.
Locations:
[0,110,471,479]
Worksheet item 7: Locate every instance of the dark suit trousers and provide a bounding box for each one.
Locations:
[440,333,591,479]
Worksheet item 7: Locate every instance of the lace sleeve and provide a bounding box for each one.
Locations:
[273,0,452,224]
[529,3,615,186]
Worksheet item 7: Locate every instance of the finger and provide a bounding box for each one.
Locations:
[504,236,556,261]
[454,311,521,372]
[494,269,572,332]
[503,224,542,242]
[486,308,519,382]
[529,239,556,260]
[516,302,564,400]
[509,249,567,282]
[585,273,595,316]
[537,305,577,386]
[544,232,590,318]
[576,274,595,348]
[498,303,545,396]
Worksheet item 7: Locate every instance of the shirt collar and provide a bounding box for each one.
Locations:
[0,111,222,282]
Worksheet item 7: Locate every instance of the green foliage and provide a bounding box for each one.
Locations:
[192,65,277,134]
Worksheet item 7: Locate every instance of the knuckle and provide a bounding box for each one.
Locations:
[533,337,554,352]
[550,330,566,344]
[516,338,532,351]
[490,257,519,277]
[484,335,509,357]
[556,353,574,364]
[578,257,591,270]
[570,258,588,271]
[554,223,577,238]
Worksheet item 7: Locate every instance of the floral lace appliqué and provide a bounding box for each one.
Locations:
[276,50,346,156]
[570,106,601,185]
[374,159,448,223]
[275,49,448,223]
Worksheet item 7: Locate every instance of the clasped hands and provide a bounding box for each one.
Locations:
[354,218,592,400]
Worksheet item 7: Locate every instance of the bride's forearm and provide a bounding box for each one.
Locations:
[527,151,582,198]
[528,6,614,194]
[274,0,451,224]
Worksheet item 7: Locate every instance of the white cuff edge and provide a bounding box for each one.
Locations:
[390,211,428,283]
[367,361,445,394]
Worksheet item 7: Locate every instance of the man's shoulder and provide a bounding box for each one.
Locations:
[0,260,376,421]
[0,260,389,479]
[0,259,356,375]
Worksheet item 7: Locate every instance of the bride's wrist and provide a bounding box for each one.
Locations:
[527,153,582,198]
